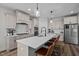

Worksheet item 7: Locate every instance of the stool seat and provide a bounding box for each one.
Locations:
[44,42,52,46]
[35,42,55,56]
[44,38,56,47]
[49,38,56,42]
[35,47,48,56]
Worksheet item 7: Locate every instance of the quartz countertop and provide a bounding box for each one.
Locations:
[16,33,58,49]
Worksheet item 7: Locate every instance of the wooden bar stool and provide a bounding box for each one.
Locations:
[49,38,56,43]
[44,38,56,46]
[54,35,60,43]
[44,35,60,47]
[44,42,52,47]
[52,35,62,56]
[35,42,55,56]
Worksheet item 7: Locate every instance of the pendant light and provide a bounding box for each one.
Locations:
[50,10,53,19]
[36,3,40,17]
[50,10,53,23]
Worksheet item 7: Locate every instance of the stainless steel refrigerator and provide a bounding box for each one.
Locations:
[64,24,79,44]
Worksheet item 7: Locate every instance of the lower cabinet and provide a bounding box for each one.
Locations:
[6,34,33,51]
[9,37,17,50]
[6,36,17,51]
[59,33,64,41]
[17,43,29,56]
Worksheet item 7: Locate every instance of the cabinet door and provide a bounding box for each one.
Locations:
[16,11,23,23]
[5,11,16,28]
[70,16,77,24]
[33,18,39,27]
[64,16,77,24]
[78,14,79,24]
[0,9,9,51]
[20,13,26,23]
[25,14,30,24]
[7,14,16,28]
[16,11,30,23]
[9,37,17,50]
[64,17,71,24]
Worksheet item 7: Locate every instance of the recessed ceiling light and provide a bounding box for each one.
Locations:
[70,11,74,14]
[27,8,31,11]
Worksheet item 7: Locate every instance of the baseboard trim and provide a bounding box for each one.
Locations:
[0,50,6,53]
[0,48,17,54]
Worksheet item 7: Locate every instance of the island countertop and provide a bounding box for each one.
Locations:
[16,33,58,49]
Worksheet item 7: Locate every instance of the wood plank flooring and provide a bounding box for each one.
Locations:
[0,42,79,56]
[0,49,17,56]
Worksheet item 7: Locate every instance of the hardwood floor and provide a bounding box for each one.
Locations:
[0,42,79,56]
[0,49,17,56]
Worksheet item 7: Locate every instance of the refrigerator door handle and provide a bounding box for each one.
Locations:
[71,26,72,37]
[69,25,71,37]
[71,25,73,37]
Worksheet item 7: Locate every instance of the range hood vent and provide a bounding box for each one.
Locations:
[16,23,28,25]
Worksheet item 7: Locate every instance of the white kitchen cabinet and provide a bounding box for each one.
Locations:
[33,18,39,27]
[28,18,39,35]
[16,11,30,24]
[4,10,17,28]
[17,42,29,56]
[59,32,64,41]
[16,11,34,34]
[64,17,70,24]
[16,11,22,23]
[0,7,17,51]
[48,17,64,30]
[6,34,33,51]
[77,14,79,24]
[30,19,34,34]
[6,36,17,51]
[64,16,77,24]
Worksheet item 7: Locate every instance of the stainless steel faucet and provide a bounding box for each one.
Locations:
[41,27,46,36]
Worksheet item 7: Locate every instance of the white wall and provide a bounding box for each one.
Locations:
[38,18,48,35]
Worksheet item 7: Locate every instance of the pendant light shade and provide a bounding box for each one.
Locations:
[36,10,40,17]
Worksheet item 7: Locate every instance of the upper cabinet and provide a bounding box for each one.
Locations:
[16,11,34,34]
[5,11,16,28]
[33,18,39,27]
[64,15,78,24]
[1,8,17,28]
[48,17,64,30]
[16,11,30,24]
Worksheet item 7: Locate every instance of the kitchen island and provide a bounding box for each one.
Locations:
[16,33,58,56]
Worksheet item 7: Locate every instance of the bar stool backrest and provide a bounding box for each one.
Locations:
[54,35,60,43]
[46,42,55,56]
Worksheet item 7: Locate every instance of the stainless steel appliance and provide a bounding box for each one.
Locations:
[41,27,46,36]
[64,24,79,44]
[34,27,38,36]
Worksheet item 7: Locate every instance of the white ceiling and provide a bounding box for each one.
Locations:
[0,3,79,18]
